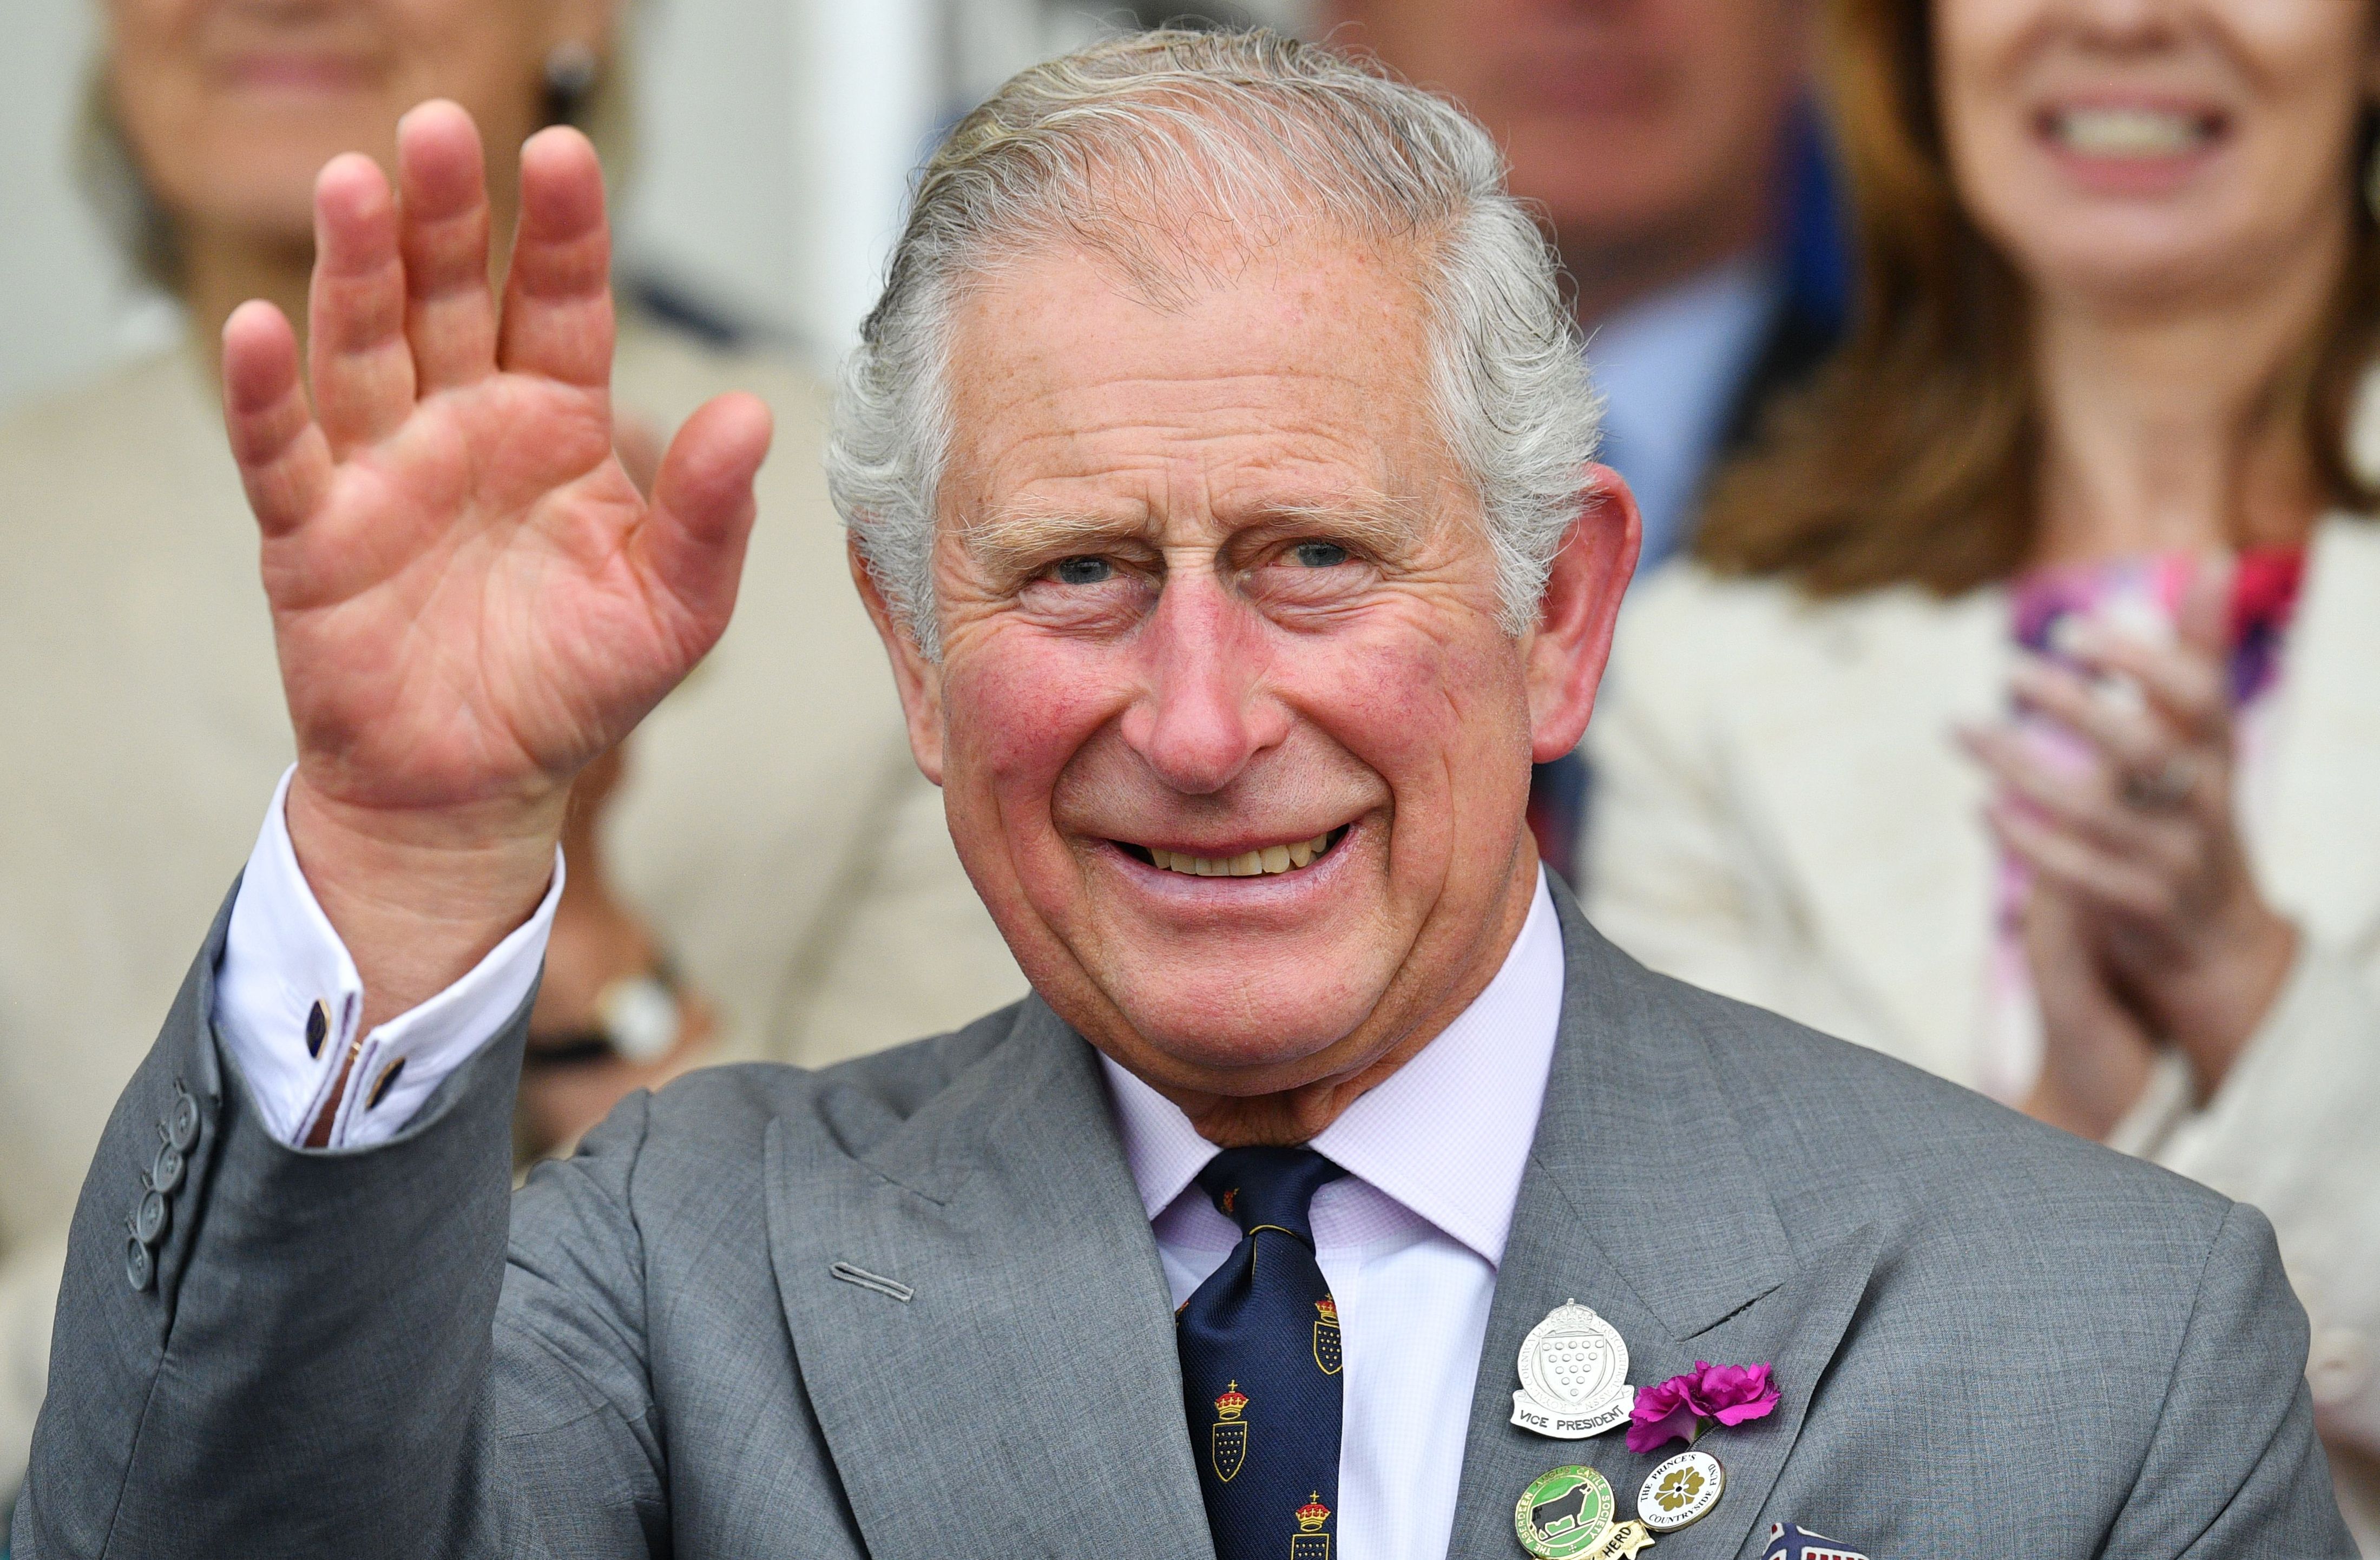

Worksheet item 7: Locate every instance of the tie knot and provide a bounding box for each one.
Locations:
[1196,1146,1345,1242]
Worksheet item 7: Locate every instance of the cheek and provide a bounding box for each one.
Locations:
[2233,14,2371,151]
[1301,614,1532,831]
[112,57,231,219]
[2231,4,2375,73]
[1933,0,2030,135]
[939,631,1120,811]
[391,8,543,141]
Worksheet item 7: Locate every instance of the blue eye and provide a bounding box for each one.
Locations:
[1053,556,1113,585]
[1291,541,1350,568]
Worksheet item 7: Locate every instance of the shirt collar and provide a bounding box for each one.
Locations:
[1100,871,1566,1268]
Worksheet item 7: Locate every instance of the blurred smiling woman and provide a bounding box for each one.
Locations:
[1587,0,2380,1542]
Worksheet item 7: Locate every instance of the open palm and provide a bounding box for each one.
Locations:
[223,103,770,826]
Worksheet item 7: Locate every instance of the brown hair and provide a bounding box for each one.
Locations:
[1695,0,2380,596]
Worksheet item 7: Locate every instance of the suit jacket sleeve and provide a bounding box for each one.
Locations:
[11,887,666,1559]
[2099,1199,2353,1558]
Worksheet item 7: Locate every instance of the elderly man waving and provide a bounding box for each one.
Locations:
[13,30,2350,1560]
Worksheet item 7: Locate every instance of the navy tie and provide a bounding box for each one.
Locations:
[1176,1147,1349,1560]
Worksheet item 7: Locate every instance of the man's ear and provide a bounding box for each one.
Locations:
[849,535,947,786]
[1524,464,1641,762]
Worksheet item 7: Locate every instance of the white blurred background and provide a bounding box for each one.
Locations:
[0,0,1304,413]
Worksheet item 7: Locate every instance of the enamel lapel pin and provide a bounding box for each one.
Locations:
[1511,1300,1636,1440]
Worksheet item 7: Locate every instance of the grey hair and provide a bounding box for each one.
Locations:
[825,28,1601,656]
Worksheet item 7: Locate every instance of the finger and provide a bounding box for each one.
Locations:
[498,127,614,389]
[635,393,773,643]
[221,300,333,538]
[396,101,498,393]
[2063,621,2228,742]
[308,153,418,455]
[1964,724,2194,878]
[1989,800,2173,922]
[2011,654,2187,773]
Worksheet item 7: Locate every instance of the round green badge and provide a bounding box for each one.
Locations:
[1514,1465,1615,1559]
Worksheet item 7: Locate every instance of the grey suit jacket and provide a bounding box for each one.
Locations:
[12,883,2350,1557]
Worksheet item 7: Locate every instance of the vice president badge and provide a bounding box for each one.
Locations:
[1510,1300,1636,1440]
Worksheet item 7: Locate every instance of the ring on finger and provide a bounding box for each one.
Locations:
[2121,755,2199,810]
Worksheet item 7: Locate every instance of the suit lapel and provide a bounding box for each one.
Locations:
[765,1002,1209,1560]
[2260,517,2380,949]
[1724,584,2005,1081]
[1447,896,1881,1558]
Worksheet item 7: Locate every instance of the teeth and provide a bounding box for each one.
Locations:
[1151,832,1334,879]
[2053,107,2206,157]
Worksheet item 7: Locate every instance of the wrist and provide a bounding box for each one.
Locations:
[285,772,567,1032]
[2027,1041,2154,1143]
[2148,906,2299,1100]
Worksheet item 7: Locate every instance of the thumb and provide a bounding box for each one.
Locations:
[635,391,774,643]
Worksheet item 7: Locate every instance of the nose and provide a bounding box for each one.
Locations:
[1119,571,1288,796]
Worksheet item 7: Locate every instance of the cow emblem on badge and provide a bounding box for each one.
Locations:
[1514,1466,1616,1559]
[1313,1296,1343,1374]
[1510,1300,1636,1440]
[1209,1384,1249,1482]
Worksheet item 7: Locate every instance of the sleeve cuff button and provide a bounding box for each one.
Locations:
[150,1139,186,1195]
[133,1188,170,1246]
[124,1236,153,1292]
[167,1088,201,1153]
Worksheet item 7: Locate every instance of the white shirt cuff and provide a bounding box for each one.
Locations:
[212,767,564,1149]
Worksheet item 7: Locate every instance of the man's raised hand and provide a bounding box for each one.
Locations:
[221,101,771,1030]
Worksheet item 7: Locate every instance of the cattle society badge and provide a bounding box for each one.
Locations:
[1514,1466,1654,1560]
[1511,1300,1636,1439]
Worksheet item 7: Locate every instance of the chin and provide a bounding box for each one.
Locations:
[1080,940,1402,1094]
[2016,218,2264,306]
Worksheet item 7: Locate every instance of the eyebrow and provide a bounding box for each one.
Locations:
[960,502,1152,580]
[961,493,1431,580]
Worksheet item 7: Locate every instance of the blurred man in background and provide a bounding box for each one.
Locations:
[1320,0,1842,876]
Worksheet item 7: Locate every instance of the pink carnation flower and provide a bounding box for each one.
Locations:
[1625,1361,1780,1454]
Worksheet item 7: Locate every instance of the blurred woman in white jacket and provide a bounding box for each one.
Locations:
[1586,0,2380,1546]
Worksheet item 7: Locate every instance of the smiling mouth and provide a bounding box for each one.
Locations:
[1117,827,1349,878]
[2041,105,2222,159]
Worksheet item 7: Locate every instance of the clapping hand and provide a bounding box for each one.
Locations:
[220,101,771,1043]
[1961,564,2299,1137]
